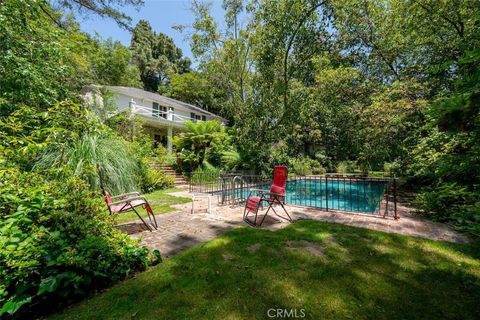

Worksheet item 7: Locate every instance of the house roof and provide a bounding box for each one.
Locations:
[102,86,226,122]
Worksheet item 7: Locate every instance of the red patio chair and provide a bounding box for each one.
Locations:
[97,166,157,231]
[103,190,158,231]
[243,165,292,227]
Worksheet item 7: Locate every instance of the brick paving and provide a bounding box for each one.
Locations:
[117,190,470,258]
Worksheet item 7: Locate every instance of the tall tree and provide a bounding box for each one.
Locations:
[1,0,85,109]
[183,0,334,172]
[167,72,222,113]
[184,0,253,121]
[91,38,143,87]
[130,20,191,92]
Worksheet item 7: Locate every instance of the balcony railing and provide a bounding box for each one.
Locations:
[129,102,205,127]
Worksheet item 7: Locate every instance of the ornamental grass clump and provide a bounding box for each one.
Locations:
[34,133,140,195]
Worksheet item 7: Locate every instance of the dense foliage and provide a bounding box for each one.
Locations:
[173,120,233,174]
[178,0,479,235]
[1,0,479,316]
[0,1,166,317]
[0,170,150,316]
[130,20,192,92]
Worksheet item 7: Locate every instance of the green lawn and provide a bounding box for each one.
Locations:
[51,221,480,320]
[113,188,191,224]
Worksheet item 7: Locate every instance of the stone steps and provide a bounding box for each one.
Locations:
[151,163,187,187]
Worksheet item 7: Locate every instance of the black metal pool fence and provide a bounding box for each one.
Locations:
[189,173,398,218]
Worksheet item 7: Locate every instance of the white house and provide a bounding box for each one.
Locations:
[85,85,226,153]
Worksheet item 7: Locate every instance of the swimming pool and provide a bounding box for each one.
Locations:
[226,177,389,214]
[285,178,388,213]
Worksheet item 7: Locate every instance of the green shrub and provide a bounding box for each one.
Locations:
[173,120,228,173]
[314,151,332,170]
[335,161,364,174]
[0,169,150,317]
[305,159,326,175]
[207,130,234,168]
[414,183,480,236]
[312,164,327,175]
[221,149,242,170]
[415,183,473,220]
[289,157,325,176]
[105,110,146,142]
[175,149,201,173]
[450,202,480,237]
[154,145,175,166]
[346,161,359,172]
[142,169,175,193]
[126,137,176,193]
[383,162,394,176]
[336,161,348,174]
[189,163,221,183]
[289,158,311,176]
[267,142,291,168]
[383,160,400,176]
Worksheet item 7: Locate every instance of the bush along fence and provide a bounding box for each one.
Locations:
[189,173,398,219]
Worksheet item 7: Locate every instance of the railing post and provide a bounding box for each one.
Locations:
[128,99,136,141]
[325,175,329,211]
[349,177,352,211]
[393,176,398,219]
[167,126,173,154]
[232,176,236,204]
[220,175,224,202]
[383,181,389,218]
[241,178,244,203]
[129,99,135,112]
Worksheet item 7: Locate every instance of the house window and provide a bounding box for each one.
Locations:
[152,102,167,118]
[160,106,167,119]
[202,115,206,121]
[190,112,196,121]
[152,102,160,117]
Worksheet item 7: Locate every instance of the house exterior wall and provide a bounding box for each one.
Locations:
[103,87,225,153]
[112,92,217,124]
[114,93,133,113]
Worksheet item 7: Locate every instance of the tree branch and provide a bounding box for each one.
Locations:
[361,2,401,82]
[281,0,327,122]
[412,0,464,38]
[38,3,66,30]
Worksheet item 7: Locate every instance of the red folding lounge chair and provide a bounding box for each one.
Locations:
[103,190,158,231]
[243,165,292,227]
[97,166,157,231]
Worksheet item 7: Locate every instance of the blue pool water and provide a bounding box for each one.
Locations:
[285,179,388,213]
[229,178,388,214]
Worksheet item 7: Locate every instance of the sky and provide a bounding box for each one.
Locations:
[77,0,226,62]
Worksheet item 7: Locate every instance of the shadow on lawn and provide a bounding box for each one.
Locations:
[51,220,480,320]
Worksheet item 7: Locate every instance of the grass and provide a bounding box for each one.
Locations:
[51,220,480,320]
[113,188,191,224]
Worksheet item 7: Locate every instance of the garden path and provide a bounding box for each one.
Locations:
[119,189,470,258]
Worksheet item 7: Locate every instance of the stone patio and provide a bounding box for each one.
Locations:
[118,189,470,258]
